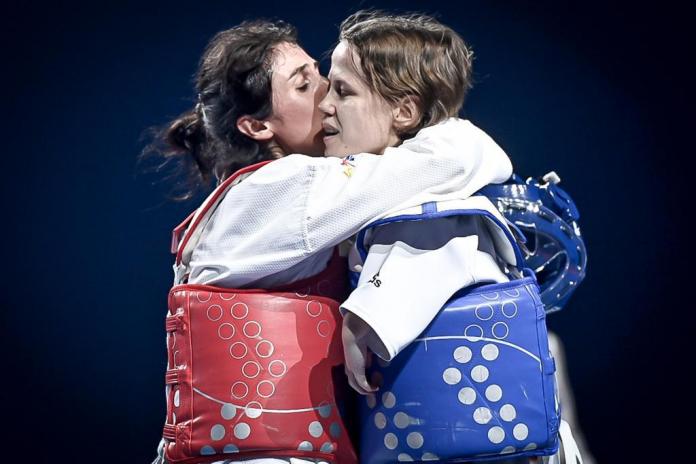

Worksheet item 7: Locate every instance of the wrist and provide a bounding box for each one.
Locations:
[343,311,371,338]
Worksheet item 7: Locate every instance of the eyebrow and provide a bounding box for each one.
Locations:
[328,73,350,88]
[287,61,319,81]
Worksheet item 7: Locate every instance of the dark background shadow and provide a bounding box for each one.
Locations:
[3,1,688,462]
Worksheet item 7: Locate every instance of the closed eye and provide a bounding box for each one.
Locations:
[330,80,350,98]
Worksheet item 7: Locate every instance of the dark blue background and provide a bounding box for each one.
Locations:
[4,1,688,462]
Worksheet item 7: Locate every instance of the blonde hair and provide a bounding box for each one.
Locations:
[340,10,474,137]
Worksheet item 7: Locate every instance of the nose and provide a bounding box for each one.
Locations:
[315,75,328,104]
[318,84,334,116]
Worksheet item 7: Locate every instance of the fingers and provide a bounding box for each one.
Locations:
[344,368,361,394]
[342,316,379,395]
[353,342,377,393]
[344,351,371,395]
[345,367,377,395]
[354,371,378,394]
[344,348,378,394]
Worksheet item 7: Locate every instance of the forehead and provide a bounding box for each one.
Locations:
[271,42,313,78]
[329,41,361,79]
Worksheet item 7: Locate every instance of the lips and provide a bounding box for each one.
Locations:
[322,122,339,136]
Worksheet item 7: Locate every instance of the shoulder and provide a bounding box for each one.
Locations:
[387,118,479,156]
[243,154,344,184]
[406,117,474,141]
[399,117,501,149]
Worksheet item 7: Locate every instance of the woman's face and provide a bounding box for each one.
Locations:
[319,41,400,157]
[266,42,328,156]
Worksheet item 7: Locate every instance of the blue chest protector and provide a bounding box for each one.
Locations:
[352,200,560,463]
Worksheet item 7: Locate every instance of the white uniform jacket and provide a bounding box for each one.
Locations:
[184,118,513,288]
[157,119,514,464]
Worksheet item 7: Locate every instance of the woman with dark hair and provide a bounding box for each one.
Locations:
[150,16,513,464]
[153,20,326,200]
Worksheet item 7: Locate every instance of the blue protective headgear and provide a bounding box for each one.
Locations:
[479,172,587,313]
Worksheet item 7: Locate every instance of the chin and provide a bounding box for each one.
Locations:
[302,135,326,157]
[323,141,349,158]
[323,149,348,158]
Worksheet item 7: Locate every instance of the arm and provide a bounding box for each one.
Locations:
[189,118,511,287]
[342,236,482,362]
[302,118,512,253]
[340,216,511,391]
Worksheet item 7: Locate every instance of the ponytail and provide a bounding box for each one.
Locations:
[140,20,298,201]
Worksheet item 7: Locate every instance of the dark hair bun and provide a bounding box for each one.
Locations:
[166,111,203,153]
[141,20,298,201]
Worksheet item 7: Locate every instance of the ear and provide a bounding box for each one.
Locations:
[236,115,274,142]
[392,95,422,134]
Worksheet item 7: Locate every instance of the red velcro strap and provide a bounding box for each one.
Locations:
[177,424,191,442]
[166,315,183,332]
[163,424,177,441]
[163,423,191,442]
[165,369,183,385]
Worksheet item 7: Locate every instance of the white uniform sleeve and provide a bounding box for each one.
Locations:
[302,118,512,253]
[340,217,511,361]
[340,237,479,361]
[189,118,512,287]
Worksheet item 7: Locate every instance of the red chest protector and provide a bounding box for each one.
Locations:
[161,162,357,464]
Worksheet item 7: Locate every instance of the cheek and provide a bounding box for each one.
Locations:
[361,107,392,142]
[288,95,319,126]
[336,112,390,154]
[337,102,366,133]
[274,86,314,121]
[274,94,325,153]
